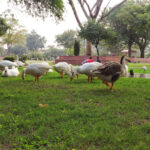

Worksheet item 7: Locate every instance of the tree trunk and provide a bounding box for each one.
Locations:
[128,42,132,58]
[86,40,92,56]
[95,45,99,56]
[140,48,145,58]
[7,44,11,55]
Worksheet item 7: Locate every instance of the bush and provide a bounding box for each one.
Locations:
[19,54,28,62]
[3,56,16,62]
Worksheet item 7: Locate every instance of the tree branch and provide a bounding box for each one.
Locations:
[101,0,112,19]
[78,0,90,19]
[99,0,127,21]
[83,0,93,18]
[93,0,103,18]
[68,0,82,28]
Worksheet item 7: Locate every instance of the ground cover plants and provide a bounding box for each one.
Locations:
[0,63,150,150]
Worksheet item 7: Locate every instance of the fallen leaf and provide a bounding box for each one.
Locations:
[39,104,48,108]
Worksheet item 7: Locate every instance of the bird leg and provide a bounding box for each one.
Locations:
[91,77,93,82]
[60,72,63,78]
[103,81,111,88]
[76,74,79,79]
[35,76,37,81]
[110,82,114,91]
[88,76,90,83]
[37,76,39,82]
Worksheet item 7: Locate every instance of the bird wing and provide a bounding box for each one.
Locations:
[92,62,122,76]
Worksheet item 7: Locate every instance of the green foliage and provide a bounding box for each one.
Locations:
[74,40,80,56]
[79,20,116,56]
[43,46,66,59]
[28,52,43,60]
[0,17,9,36]
[19,54,27,62]
[9,0,64,20]
[107,0,150,58]
[11,45,28,56]
[0,14,27,55]
[55,30,77,49]
[1,65,150,149]
[3,56,16,62]
[26,30,46,51]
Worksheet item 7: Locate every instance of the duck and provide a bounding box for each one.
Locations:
[71,62,102,82]
[53,62,73,78]
[22,62,52,81]
[92,55,130,90]
[2,66,20,77]
[0,60,18,70]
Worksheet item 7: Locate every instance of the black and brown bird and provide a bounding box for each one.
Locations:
[92,55,130,90]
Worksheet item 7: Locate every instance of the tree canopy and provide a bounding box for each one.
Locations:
[107,0,150,58]
[9,0,64,20]
[79,20,116,56]
[1,15,27,55]
[55,30,77,49]
[0,17,9,36]
[26,30,46,51]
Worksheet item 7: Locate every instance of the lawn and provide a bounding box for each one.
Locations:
[0,64,150,150]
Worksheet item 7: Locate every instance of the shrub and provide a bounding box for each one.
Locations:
[74,40,80,56]
[19,54,27,62]
[3,56,16,62]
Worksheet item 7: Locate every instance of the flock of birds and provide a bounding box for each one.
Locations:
[0,55,135,91]
[0,56,148,90]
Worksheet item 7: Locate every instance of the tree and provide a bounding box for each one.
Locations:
[79,20,116,56]
[107,0,150,58]
[74,39,80,56]
[26,30,46,51]
[11,45,28,56]
[55,30,77,49]
[1,13,27,55]
[9,0,64,20]
[68,0,127,56]
[43,46,66,59]
[0,17,9,36]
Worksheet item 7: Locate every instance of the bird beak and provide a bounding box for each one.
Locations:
[126,58,131,63]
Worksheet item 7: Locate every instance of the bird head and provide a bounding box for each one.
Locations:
[120,55,131,65]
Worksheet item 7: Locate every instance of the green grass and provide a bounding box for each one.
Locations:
[0,65,150,150]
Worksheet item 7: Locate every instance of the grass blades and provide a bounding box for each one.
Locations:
[0,66,150,149]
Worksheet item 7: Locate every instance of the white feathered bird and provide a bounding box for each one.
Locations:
[53,62,73,78]
[142,66,147,72]
[2,66,20,77]
[22,62,52,81]
[16,60,24,67]
[71,62,102,82]
[0,60,18,70]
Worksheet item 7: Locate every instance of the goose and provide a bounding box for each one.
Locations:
[0,60,18,70]
[71,62,102,82]
[92,55,130,90]
[22,62,52,81]
[16,60,24,67]
[53,62,73,78]
[141,66,147,72]
[2,66,20,77]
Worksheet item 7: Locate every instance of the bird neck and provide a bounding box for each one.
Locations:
[120,56,126,66]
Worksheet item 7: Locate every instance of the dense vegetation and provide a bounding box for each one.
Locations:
[0,63,150,149]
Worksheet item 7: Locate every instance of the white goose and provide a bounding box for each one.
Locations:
[2,66,20,77]
[22,62,52,81]
[53,62,73,78]
[0,60,18,70]
[16,60,25,67]
[71,62,102,82]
